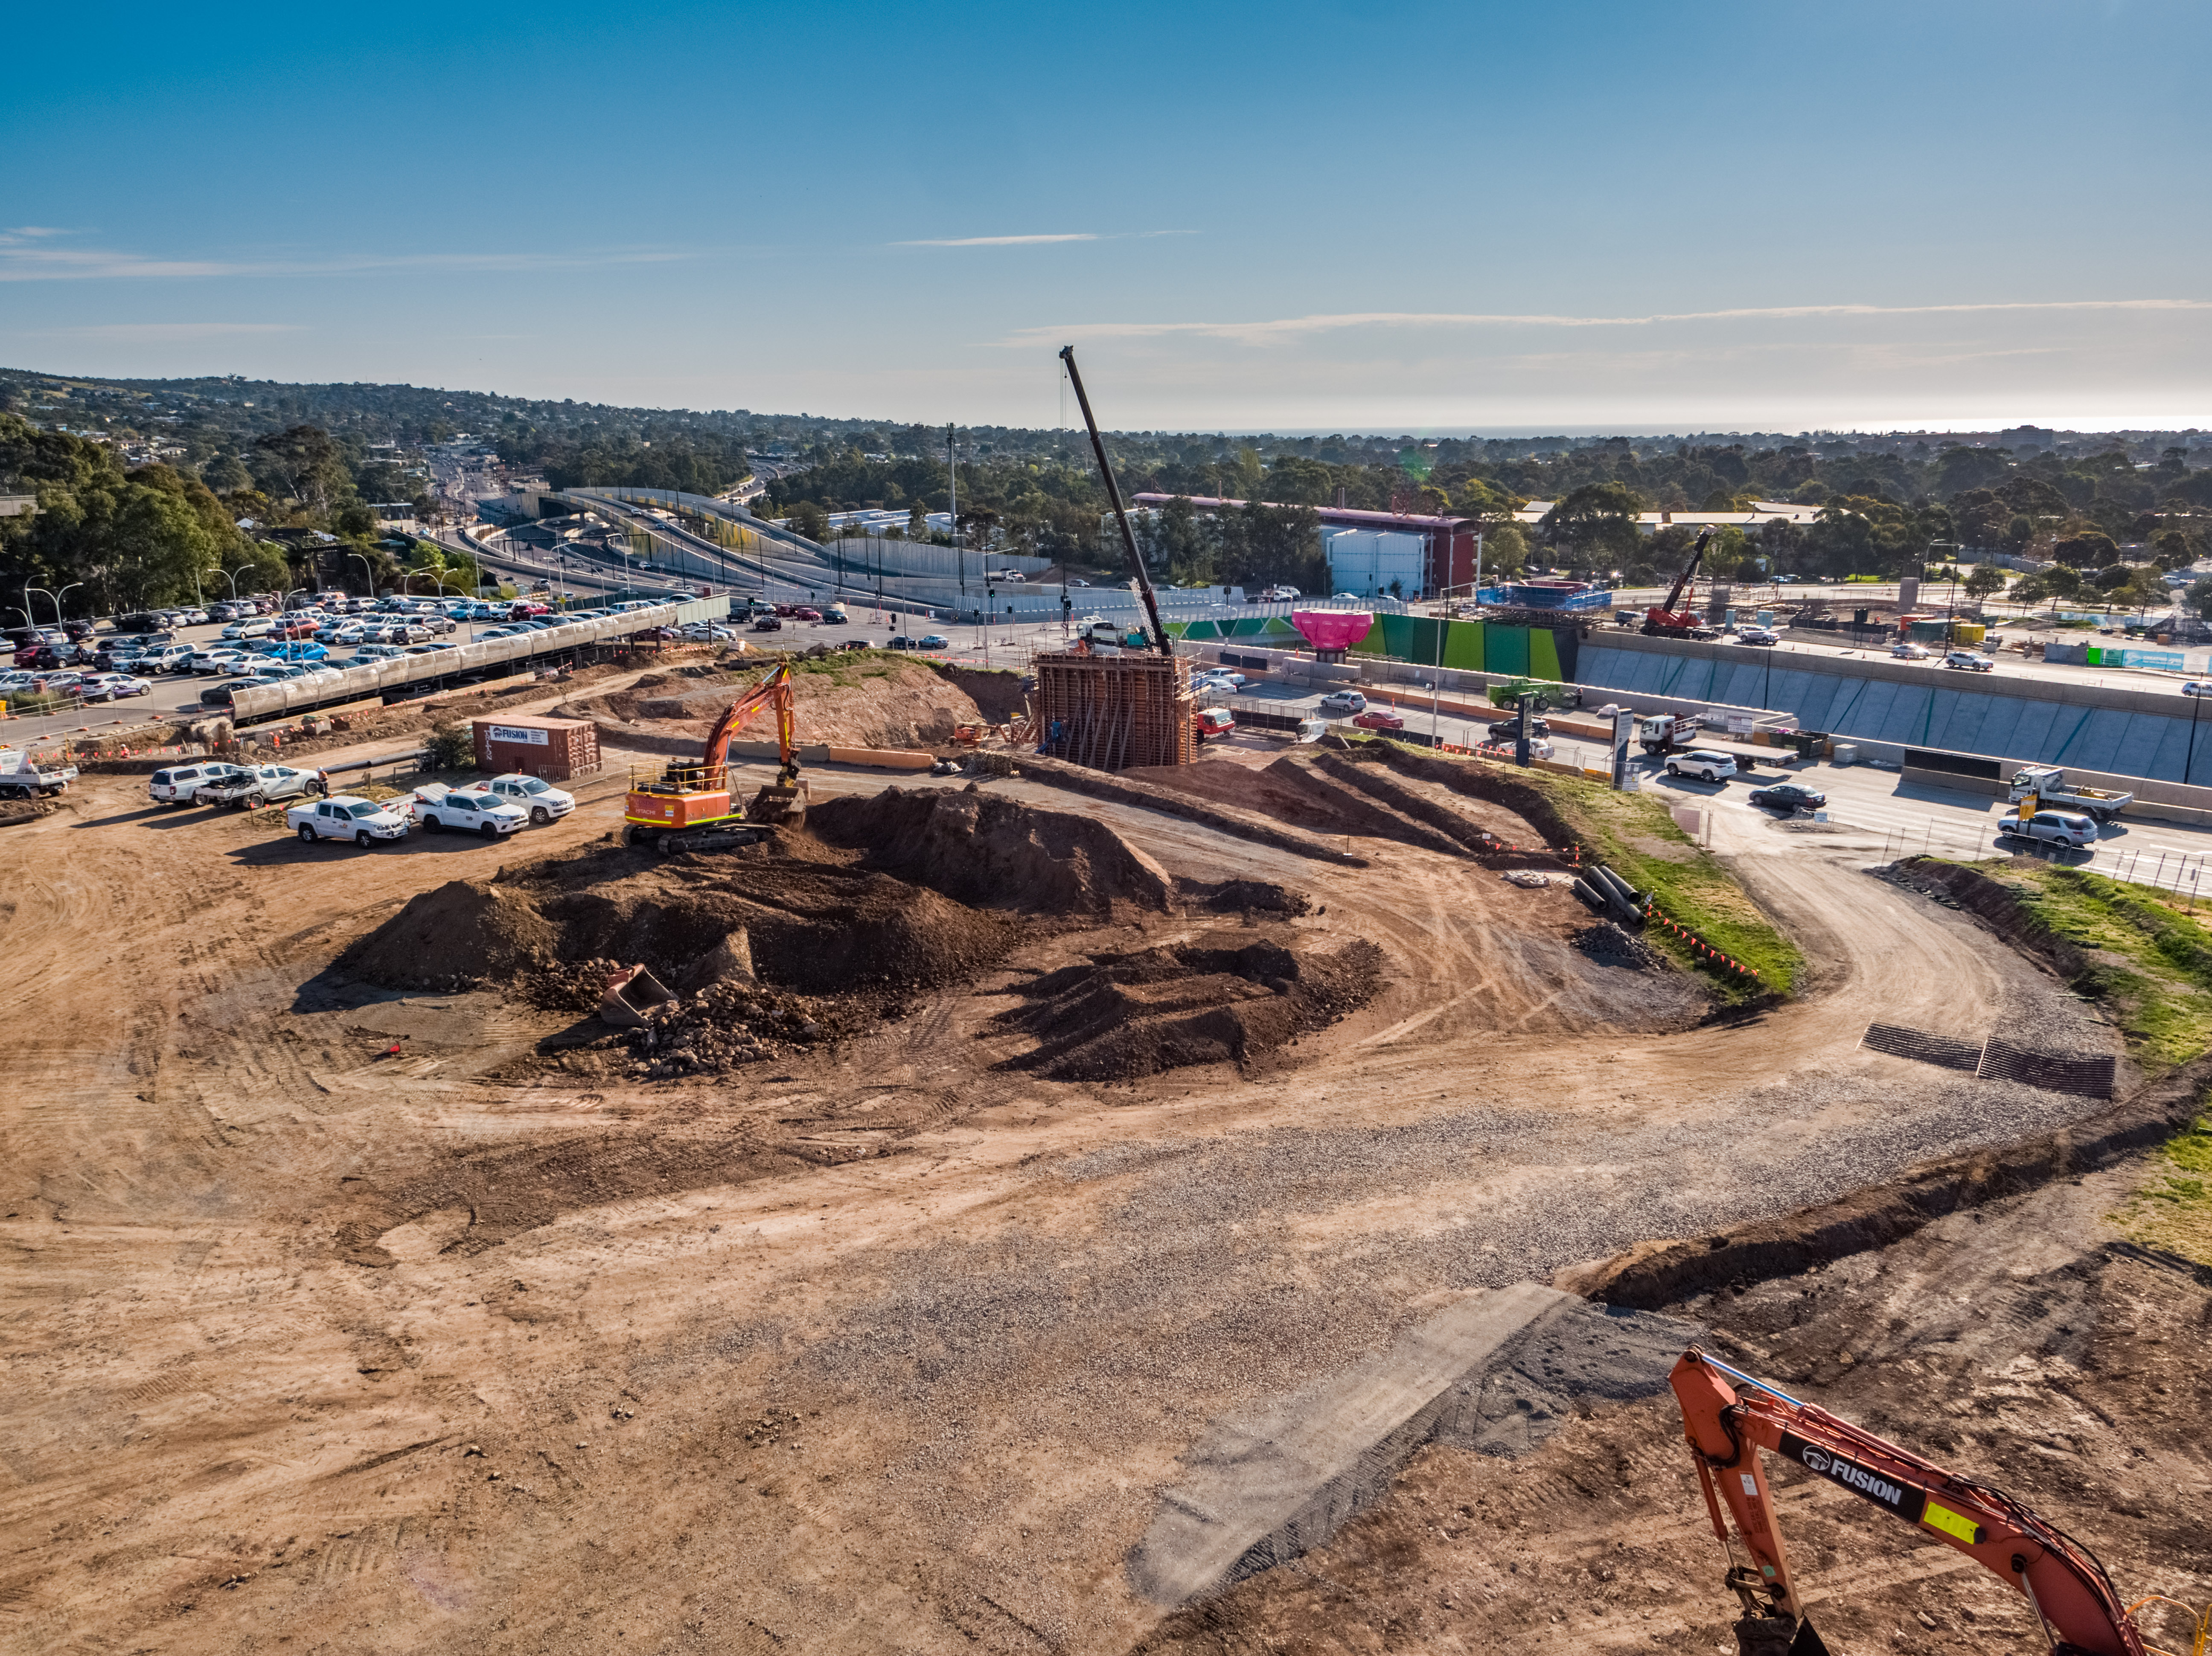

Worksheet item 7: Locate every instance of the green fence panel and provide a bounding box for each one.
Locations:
[1171,620,1202,639]
[1529,628,1562,681]
[1260,615,1299,636]
[1350,618,1387,655]
[1441,618,1485,671]
[1488,625,1530,677]
[1378,614,1416,660]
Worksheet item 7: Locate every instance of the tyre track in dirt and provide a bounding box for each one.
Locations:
[0,769,2131,1655]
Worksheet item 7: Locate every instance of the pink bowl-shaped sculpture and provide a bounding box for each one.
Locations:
[1291,610,1374,650]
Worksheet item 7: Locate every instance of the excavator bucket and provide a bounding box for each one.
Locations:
[599,965,678,1028]
[746,779,808,830]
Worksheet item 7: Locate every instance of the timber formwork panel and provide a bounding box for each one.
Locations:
[1034,651,1196,771]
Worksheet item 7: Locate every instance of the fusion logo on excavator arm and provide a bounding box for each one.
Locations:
[1781,1431,1926,1523]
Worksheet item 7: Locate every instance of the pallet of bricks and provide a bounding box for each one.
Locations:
[1033,651,1195,771]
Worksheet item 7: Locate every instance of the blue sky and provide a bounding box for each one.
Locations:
[5,0,2209,432]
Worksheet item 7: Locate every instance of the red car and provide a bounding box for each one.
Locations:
[1352,708,1406,731]
[792,607,823,622]
[509,601,550,620]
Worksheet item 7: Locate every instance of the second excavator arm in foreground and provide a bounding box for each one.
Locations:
[1671,1347,2148,1656]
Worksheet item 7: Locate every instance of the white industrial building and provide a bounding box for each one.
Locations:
[1324,527,1427,598]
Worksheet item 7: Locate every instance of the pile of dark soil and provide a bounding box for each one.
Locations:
[336,788,1226,1076]
[991,927,1384,1081]
[807,784,1175,915]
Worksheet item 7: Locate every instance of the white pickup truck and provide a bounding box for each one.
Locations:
[2006,765,2133,824]
[0,748,79,799]
[409,782,528,839]
[483,773,575,825]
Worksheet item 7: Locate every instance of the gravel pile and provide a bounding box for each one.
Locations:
[1568,922,1665,969]
[628,980,854,1078]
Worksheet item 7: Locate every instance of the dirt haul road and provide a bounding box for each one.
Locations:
[0,758,2125,1653]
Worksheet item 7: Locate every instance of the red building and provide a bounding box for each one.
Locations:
[1129,494,1483,598]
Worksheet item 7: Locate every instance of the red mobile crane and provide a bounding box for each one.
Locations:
[623,660,806,850]
[1670,1347,2176,1656]
[1644,528,1717,638]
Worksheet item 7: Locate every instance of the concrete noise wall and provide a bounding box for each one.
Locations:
[1579,634,2212,785]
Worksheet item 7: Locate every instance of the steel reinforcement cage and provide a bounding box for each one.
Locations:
[1033,651,1195,771]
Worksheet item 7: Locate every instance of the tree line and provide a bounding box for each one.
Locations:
[0,416,477,619]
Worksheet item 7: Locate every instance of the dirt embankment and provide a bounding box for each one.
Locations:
[992,928,1383,1081]
[566,657,990,750]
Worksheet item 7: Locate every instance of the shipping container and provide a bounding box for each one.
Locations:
[471,715,601,781]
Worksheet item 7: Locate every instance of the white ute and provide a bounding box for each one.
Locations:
[289,794,410,846]
[484,773,576,825]
[409,782,528,838]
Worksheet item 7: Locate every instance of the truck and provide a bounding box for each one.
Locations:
[0,747,79,799]
[2006,764,2133,823]
[1637,712,1701,755]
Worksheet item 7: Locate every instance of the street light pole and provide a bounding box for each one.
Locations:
[52,583,82,626]
[349,552,374,599]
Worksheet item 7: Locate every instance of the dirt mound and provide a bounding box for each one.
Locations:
[808,784,1174,916]
[992,928,1383,1081]
[335,877,562,989]
[575,656,990,750]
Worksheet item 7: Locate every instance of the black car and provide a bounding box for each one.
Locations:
[1748,782,1828,811]
[886,634,917,650]
[751,616,783,632]
[1486,715,1551,740]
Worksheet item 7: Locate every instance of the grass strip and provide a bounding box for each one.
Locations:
[1936,859,2212,1265]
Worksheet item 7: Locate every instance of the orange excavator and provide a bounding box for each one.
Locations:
[1671,1347,2196,1656]
[623,660,807,851]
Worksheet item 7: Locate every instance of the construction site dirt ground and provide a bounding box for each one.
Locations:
[2,733,2206,1655]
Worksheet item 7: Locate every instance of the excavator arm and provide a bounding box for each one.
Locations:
[699,662,797,786]
[1671,1348,2148,1656]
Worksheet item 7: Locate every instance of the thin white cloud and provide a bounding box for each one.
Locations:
[1009,297,2212,344]
[896,233,1102,247]
[893,230,1196,247]
[0,238,688,282]
[31,322,306,340]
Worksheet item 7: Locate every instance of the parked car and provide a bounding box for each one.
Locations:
[1486,715,1551,742]
[138,644,197,673]
[221,619,275,641]
[792,607,823,623]
[1943,651,1996,672]
[885,634,916,649]
[1352,708,1406,731]
[1318,690,1368,715]
[917,634,950,651]
[196,764,326,808]
[1734,627,1781,646]
[148,762,249,806]
[2183,680,2212,698]
[1997,809,2100,850]
[1890,642,1932,660]
[484,773,576,824]
[409,783,527,838]
[189,647,253,674]
[288,794,411,846]
[1665,750,1739,782]
[1748,781,1828,811]
[199,679,266,708]
[82,674,152,700]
